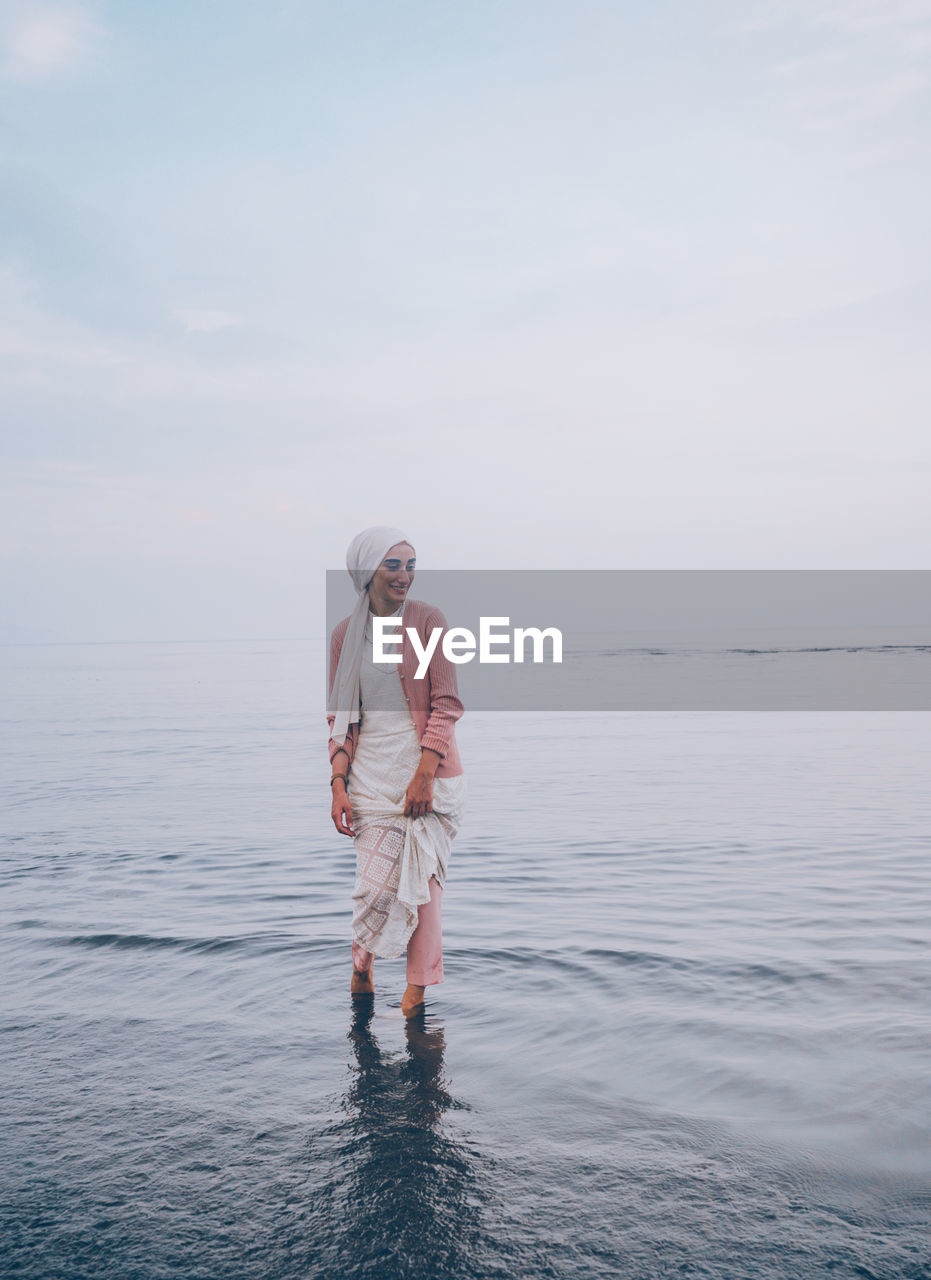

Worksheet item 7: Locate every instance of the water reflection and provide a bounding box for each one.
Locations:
[305,1001,492,1279]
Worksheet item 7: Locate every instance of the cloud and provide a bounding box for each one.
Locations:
[740,0,931,34]
[806,0,931,36]
[763,49,927,130]
[734,0,931,137]
[0,1,102,81]
[176,308,244,334]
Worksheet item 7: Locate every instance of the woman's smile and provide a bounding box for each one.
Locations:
[368,542,416,616]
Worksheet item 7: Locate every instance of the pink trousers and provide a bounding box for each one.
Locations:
[351,875,444,986]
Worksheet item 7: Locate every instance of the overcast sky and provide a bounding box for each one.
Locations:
[2,0,929,642]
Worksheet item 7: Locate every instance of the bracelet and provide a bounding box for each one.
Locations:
[330,772,349,788]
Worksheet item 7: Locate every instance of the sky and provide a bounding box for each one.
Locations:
[1,0,929,642]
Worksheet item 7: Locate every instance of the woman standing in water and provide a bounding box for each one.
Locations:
[327,527,466,1017]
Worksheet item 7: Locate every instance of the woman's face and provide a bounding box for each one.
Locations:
[368,542,416,615]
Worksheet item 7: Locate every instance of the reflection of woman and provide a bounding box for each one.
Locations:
[303,1002,486,1275]
[327,527,466,1017]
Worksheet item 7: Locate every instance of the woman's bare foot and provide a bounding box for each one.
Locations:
[351,963,374,996]
[401,983,425,1016]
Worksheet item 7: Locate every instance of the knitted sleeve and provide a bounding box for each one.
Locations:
[419,607,464,758]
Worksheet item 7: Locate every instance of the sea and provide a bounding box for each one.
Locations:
[1,638,929,1280]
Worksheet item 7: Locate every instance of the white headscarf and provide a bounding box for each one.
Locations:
[328,525,412,745]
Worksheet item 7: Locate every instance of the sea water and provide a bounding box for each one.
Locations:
[1,640,929,1279]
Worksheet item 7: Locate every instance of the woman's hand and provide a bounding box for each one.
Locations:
[331,780,355,837]
[404,770,434,819]
[404,749,442,819]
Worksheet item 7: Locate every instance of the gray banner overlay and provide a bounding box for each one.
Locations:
[326,571,931,710]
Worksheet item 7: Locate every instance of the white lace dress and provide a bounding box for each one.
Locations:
[348,615,467,959]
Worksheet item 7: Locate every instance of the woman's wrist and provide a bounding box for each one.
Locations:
[416,748,442,780]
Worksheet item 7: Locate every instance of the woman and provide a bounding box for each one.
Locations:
[327,526,466,1017]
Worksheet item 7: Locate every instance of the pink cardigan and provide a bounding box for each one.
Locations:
[327,598,464,778]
